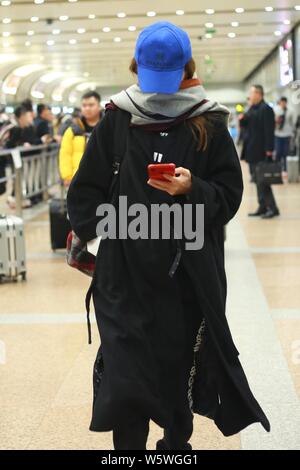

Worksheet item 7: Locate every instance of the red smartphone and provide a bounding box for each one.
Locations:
[147,163,176,182]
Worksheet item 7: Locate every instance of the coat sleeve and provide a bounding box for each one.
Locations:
[263,105,275,153]
[66,110,114,243]
[185,123,243,228]
[59,127,74,181]
[238,112,249,128]
[5,127,20,148]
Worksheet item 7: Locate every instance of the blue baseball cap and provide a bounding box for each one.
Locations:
[134,21,192,94]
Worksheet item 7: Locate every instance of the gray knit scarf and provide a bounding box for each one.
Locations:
[110,81,229,126]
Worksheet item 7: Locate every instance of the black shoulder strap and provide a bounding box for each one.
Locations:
[112,108,131,175]
[108,109,131,201]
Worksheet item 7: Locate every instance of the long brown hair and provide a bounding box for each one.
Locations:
[129,57,215,151]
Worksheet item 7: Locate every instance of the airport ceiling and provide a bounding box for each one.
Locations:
[0,0,299,105]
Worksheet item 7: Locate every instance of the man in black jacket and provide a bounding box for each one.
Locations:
[240,84,280,219]
[33,104,55,144]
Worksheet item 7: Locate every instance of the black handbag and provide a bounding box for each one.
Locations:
[255,161,283,185]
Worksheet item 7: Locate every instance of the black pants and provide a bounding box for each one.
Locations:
[249,162,278,212]
[113,407,193,450]
[275,136,290,172]
[113,265,198,450]
[113,415,150,450]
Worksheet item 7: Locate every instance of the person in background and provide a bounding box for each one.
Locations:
[5,105,35,148]
[5,105,35,209]
[59,91,103,187]
[57,108,82,141]
[274,97,294,172]
[0,107,11,130]
[239,97,251,177]
[240,85,280,219]
[20,99,40,146]
[34,104,57,144]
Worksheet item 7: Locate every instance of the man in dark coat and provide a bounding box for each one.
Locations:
[33,104,55,144]
[240,84,280,219]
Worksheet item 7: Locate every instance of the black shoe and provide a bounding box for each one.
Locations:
[156,438,192,451]
[156,438,169,450]
[248,208,267,217]
[261,208,280,219]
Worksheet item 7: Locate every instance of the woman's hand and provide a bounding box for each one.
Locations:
[147,166,192,196]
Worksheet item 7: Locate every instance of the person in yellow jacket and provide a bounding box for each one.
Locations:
[59,91,103,186]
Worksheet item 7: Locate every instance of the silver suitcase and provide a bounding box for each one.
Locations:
[287,156,299,183]
[0,214,26,282]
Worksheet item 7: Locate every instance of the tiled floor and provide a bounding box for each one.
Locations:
[0,161,299,450]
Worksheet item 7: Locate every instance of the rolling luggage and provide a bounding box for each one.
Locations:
[0,214,26,282]
[287,156,299,183]
[49,196,71,251]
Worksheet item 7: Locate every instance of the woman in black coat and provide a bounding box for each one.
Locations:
[67,21,270,450]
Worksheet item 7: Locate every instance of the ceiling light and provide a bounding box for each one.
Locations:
[205,9,215,14]
[27,30,35,36]
[3,41,10,47]
[59,16,69,21]
[265,6,273,12]
[128,25,136,31]
[2,31,10,36]
[52,29,60,35]
[102,27,111,32]
[31,90,45,100]
[47,40,55,46]
[91,37,99,43]
[2,18,11,23]
[31,16,39,22]
[231,21,239,27]
[205,33,213,39]
[88,14,96,19]
[69,39,77,44]
[35,0,45,4]
[283,19,291,25]
[205,22,214,28]
[114,37,122,42]
[25,41,31,46]
[147,11,156,17]
[117,12,126,18]
[1,1,11,5]
[228,32,236,38]
[294,5,300,10]
[235,7,245,13]
[176,10,185,15]
[274,30,282,36]
[77,28,86,34]
[68,0,78,2]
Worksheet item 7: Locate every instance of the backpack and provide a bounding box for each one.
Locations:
[66,109,131,275]
[66,108,131,344]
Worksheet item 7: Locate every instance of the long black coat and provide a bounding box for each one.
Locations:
[240,100,275,163]
[67,108,270,437]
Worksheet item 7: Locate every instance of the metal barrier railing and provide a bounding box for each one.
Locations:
[0,143,60,217]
